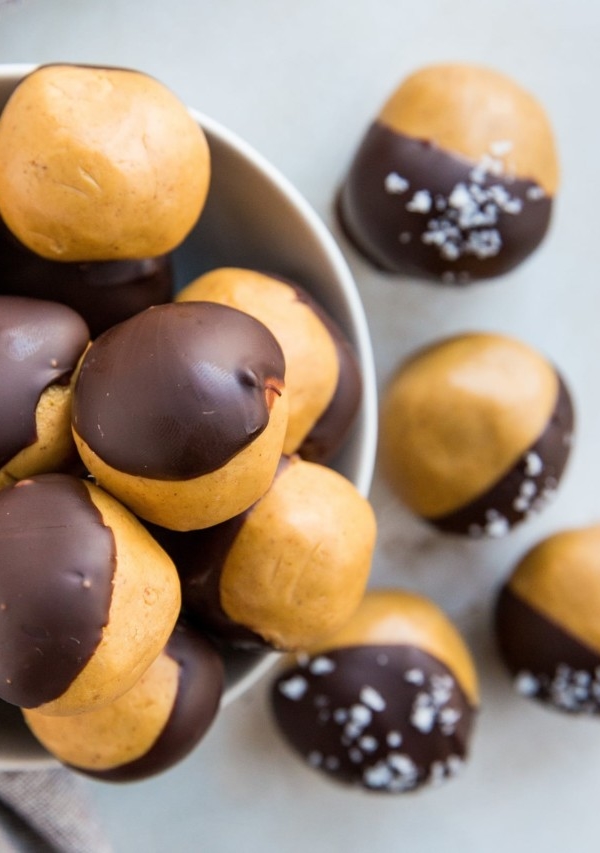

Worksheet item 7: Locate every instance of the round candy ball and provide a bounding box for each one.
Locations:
[337,63,558,283]
[0,64,210,261]
[495,524,600,714]
[379,332,574,537]
[24,621,224,782]
[0,474,181,715]
[270,589,479,793]
[71,301,289,531]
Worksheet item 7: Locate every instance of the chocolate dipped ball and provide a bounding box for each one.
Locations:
[0,474,181,715]
[379,332,574,537]
[270,589,478,793]
[0,218,173,338]
[23,621,224,782]
[177,267,362,463]
[0,296,90,489]
[170,456,376,651]
[337,63,558,283]
[495,525,600,714]
[72,301,288,531]
[0,64,210,261]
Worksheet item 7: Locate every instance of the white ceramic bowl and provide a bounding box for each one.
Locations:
[0,63,378,768]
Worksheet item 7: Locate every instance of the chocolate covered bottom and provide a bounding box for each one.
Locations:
[83,622,224,783]
[337,123,552,283]
[272,644,476,792]
[0,219,173,339]
[495,586,600,714]
[431,375,574,537]
[0,475,115,707]
[0,296,89,467]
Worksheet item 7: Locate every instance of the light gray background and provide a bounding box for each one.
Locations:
[1,2,599,851]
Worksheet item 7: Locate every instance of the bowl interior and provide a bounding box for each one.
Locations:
[0,65,377,768]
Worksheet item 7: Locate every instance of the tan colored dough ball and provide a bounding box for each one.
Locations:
[0,64,210,261]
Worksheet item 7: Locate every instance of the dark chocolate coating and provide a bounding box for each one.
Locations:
[432,374,574,537]
[0,219,173,339]
[291,285,362,464]
[495,586,600,714]
[72,302,286,480]
[0,295,89,467]
[271,644,476,792]
[337,123,552,283]
[0,474,115,708]
[160,457,292,649]
[82,621,224,782]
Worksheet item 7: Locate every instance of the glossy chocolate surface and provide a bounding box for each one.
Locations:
[0,295,89,467]
[0,474,115,707]
[0,219,173,338]
[85,621,224,782]
[163,457,291,648]
[495,586,600,714]
[271,644,476,792]
[72,302,286,480]
[337,123,552,282]
[432,374,574,537]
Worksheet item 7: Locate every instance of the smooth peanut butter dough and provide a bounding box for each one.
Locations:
[495,525,600,714]
[270,589,478,792]
[24,622,224,781]
[0,474,181,716]
[71,302,288,531]
[174,455,377,651]
[0,64,210,261]
[337,63,558,282]
[0,296,90,490]
[380,332,574,536]
[177,267,362,462]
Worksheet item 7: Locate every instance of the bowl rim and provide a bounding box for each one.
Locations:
[0,62,378,766]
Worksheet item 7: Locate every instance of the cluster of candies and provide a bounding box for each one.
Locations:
[0,64,374,781]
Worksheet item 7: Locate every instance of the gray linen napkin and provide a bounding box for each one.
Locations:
[0,769,113,852]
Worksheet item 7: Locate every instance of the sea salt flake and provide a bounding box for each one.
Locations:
[411,699,436,733]
[404,668,425,686]
[515,670,540,696]
[406,189,432,213]
[350,704,372,726]
[387,731,402,748]
[363,762,393,789]
[360,686,386,712]
[526,185,546,201]
[309,656,336,675]
[359,735,378,753]
[485,514,510,537]
[278,675,308,701]
[333,708,348,724]
[307,751,323,767]
[525,452,543,476]
[325,755,340,770]
[490,139,514,157]
[385,172,409,194]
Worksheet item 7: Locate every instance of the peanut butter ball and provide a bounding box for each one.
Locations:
[72,302,288,531]
[270,589,478,793]
[0,64,210,261]
[0,296,90,490]
[177,267,362,463]
[379,332,574,537]
[0,474,181,715]
[169,456,376,651]
[495,525,600,714]
[24,622,224,782]
[337,63,558,283]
